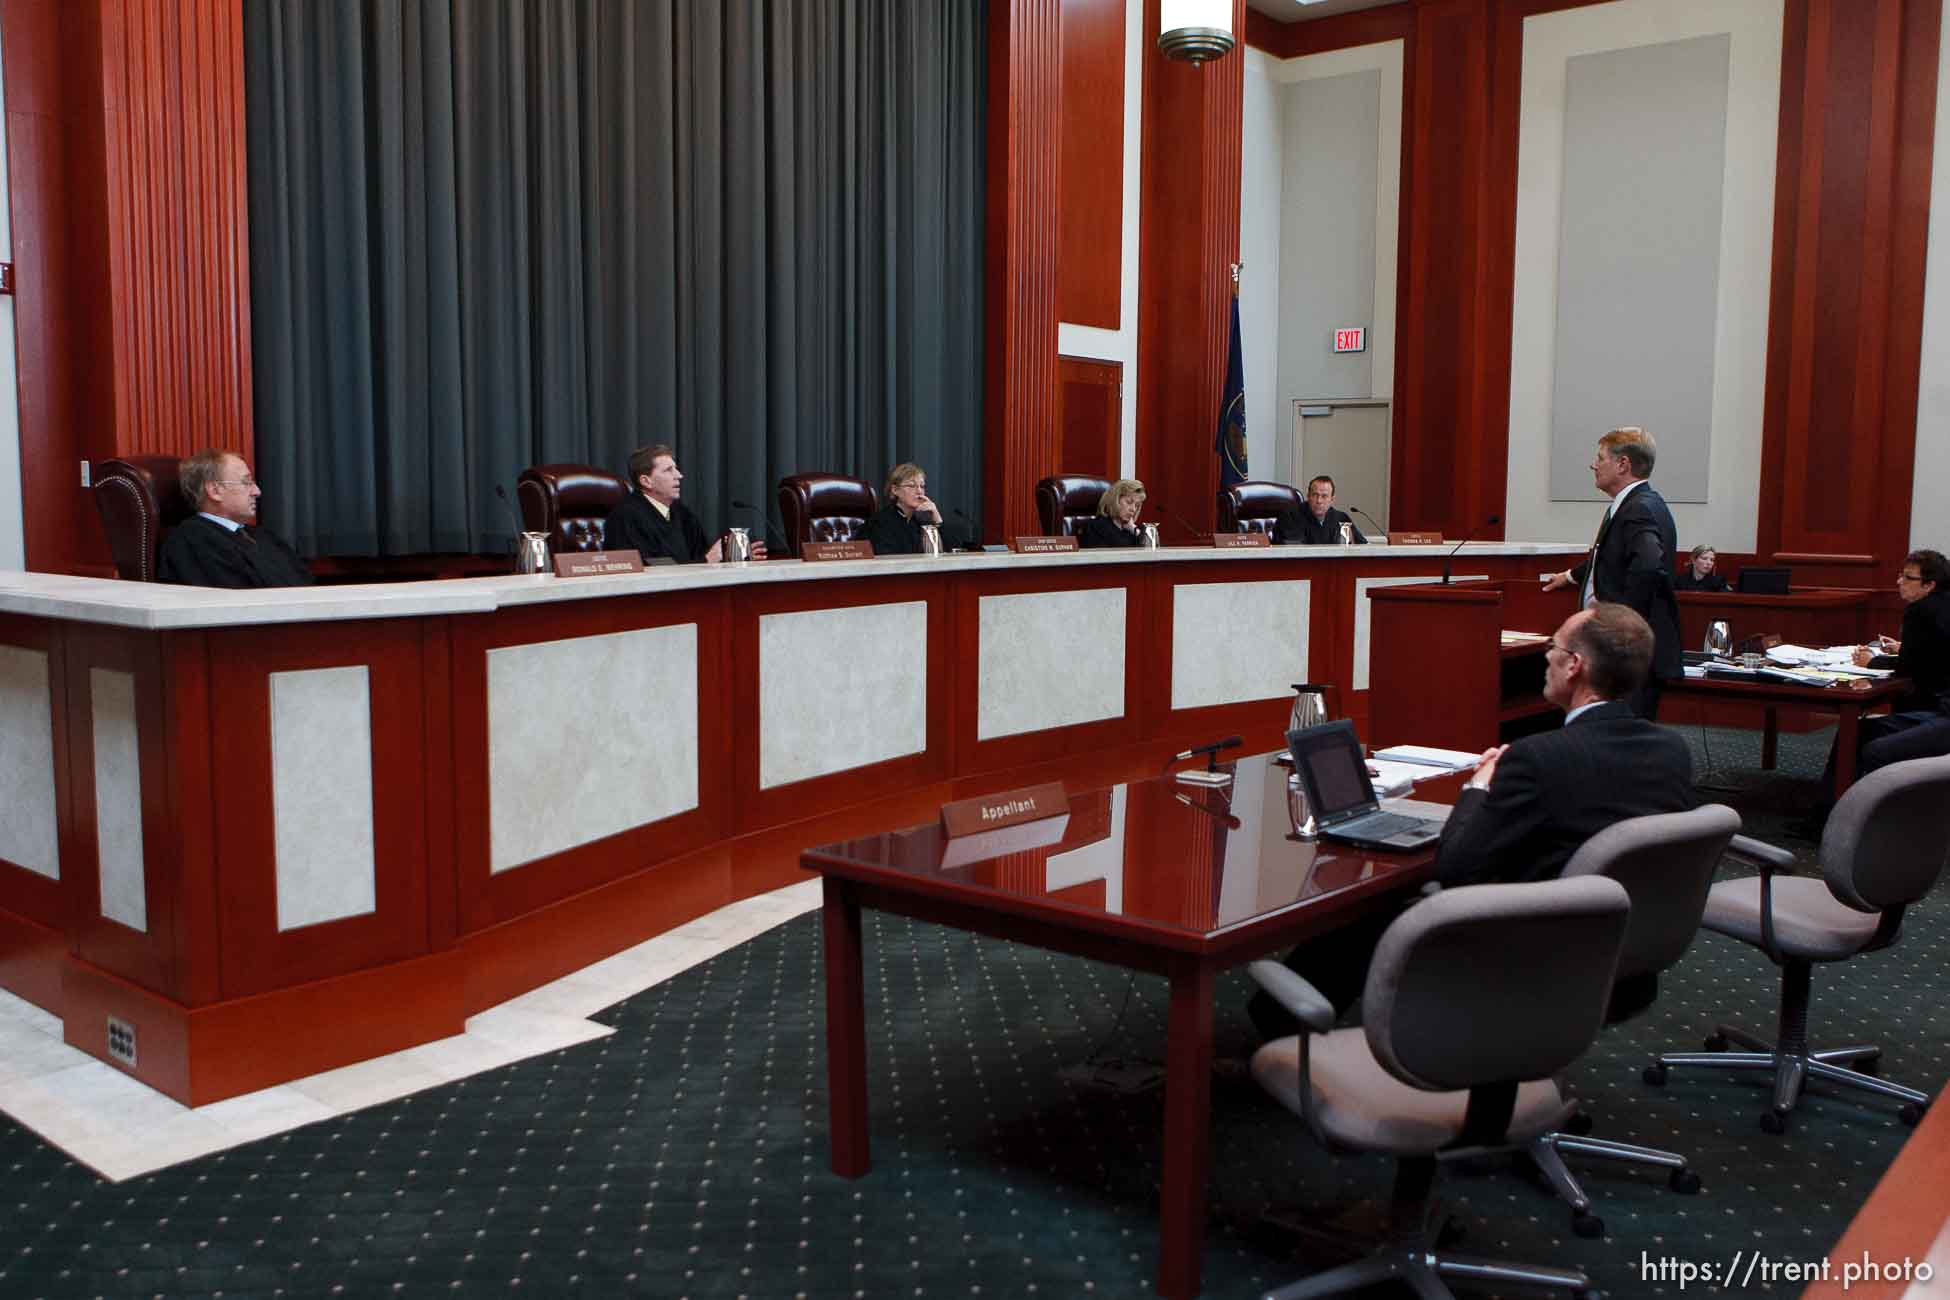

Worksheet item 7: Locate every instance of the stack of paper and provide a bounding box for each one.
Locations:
[1373,744,1483,771]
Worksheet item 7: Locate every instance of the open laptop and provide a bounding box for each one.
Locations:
[1287,720,1445,851]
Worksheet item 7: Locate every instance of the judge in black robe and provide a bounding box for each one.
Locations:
[864,462,942,555]
[1077,478,1147,548]
[159,515,315,588]
[605,489,712,564]
[1272,475,1366,545]
[1673,544,1730,592]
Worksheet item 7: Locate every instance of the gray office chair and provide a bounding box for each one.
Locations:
[1440,805,1739,1238]
[1248,875,1629,1300]
[1647,755,1950,1132]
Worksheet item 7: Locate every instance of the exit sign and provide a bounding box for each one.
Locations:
[1334,327,1366,353]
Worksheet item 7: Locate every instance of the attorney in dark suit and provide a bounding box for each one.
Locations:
[605,444,764,565]
[1817,549,1950,792]
[157,449,315,589]
[1248,602,1695,1031]
[1077,479,1146,548]
[1674,544,1730,592]
[1542,427,1681,719]
[1272,475,1366,545]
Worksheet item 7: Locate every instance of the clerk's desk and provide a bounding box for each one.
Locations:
[0,540,1582,1104]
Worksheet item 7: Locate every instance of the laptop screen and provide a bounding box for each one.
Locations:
[1286,720,1380,823]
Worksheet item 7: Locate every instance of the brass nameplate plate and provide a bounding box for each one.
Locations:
[1212,532,1271,549]
[803,540,875,561]
[1011,535,1079,554]
[553,550,646,578]
[940,782,1068,838]
[1390,530,1444,545]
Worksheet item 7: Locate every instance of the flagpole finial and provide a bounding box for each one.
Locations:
[1229,262,1242,296]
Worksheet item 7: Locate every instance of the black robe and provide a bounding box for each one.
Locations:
[1077,515,1142,548]
[605,491,711,564]
[157,515,315,589]
[1673,569,1729,592]
[862,503,929,555]
[1272,505,1365,545]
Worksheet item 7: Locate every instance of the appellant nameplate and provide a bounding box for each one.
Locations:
[1011,535,1079,554]
[1390,531,1443,545]
[939,782,1068,839]
[553,550,647,578]
[803,540,875,562]
[1211,532,1271,549]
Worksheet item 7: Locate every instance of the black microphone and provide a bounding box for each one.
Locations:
[1162,505,1208,544]
[729,498,787,550]
[951,507,987,552]
[493,483,526,547]
[1442,514,1501,585]
[1170,735,1242,772]
[1346,506,1385,542]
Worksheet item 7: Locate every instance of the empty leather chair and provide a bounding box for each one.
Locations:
[91,456,191,582]
[516,464,628,554]
[1216,480,1303,536]
[1034,475,1113,538]
[777,473,877,558]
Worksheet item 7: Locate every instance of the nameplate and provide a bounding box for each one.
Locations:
[1390,531,1443,545]
[803,540,875,562]
[1011,535,1079,554]
[552,550,646,578]
[940,782,1068,838]
[1212,532,1270,549]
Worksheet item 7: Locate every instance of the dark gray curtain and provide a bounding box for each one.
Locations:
[244,0,986,556]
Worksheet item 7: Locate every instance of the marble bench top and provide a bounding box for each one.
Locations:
[0,542,1589,630]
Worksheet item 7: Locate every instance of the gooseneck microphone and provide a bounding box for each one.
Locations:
[729,498,787,549]
[493,483,526,543]
[1346,506,1386,541]
[1442,514,1501,585]
[1171,735,1242,771]
[1162,505,1208,544]
[951,507,986,552]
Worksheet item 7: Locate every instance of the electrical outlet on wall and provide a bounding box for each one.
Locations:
[106,1016,137,1067]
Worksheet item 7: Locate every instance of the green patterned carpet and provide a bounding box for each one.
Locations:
[2,724,1944,1298]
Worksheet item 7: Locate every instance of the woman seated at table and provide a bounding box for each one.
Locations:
[863,462,940,555]
[1674,544,1730,592]
[1078,478,1146,548]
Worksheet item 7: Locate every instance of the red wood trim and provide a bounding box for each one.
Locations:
[1057,356,1123,479]
[1773,552,1879,566]
[0,615,70,930]
[160,630,219,1006]
[421,619,461,952]
[986,0,1065,542]
[1245,2,1412,60]
[1059,0,1125,329]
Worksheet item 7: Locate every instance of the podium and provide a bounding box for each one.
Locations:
[1367,580,1574,752]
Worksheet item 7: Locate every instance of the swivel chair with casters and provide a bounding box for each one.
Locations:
[1217,480,1302,537]
[1440,805,1739,1239]
[1248,875,1631,1300]
[91,456,191,582]
[515,464,627,553]
[777,473,876,558]
[1033,475,1113,537]
[1646,755,1950,1133]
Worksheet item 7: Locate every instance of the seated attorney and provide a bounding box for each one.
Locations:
[862,463,940,555]
[1077,479,1146,548]
[1823,549,1950,785]
[1248,602,1695,1034]
[1272,475,1366,545]
[605,443,764,565]
[1673,544,1730,592]
[157,449,315,589]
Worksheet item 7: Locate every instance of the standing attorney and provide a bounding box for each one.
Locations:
[606,444,764,565]
[1542,427,1680,719]
[158,449,314,589]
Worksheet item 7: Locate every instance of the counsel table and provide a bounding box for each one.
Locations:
[1663,673,1909,792]
[802,752,1442,1299]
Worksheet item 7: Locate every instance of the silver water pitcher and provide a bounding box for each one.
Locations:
[515,531,552,575]
[1288,682,1340,734]
[725,526,753,562]
[1140,522,1161,549]
[1704,620,1732,657]
[1338,521,1355,545]
[920,523,944,556]
[1286,772,1318,841]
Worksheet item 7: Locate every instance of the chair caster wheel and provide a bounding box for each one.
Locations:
[1669,1168,1702,1195]
[1642,1063,1669,1086]
[1759,1110,1788,1135]
[1572,1211,1604,1239]
[1703,1033,1729,1052]
[1900,1103,1927,1127]
[1567,1113,1595,1136]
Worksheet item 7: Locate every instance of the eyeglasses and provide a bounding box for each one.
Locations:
[1898,571,1925,583]
[1545,639,1580,658]
[216,478,258,490]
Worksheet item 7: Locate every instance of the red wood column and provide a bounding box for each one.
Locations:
[985,0,1064,543]
[1135,0,1245,541]
[1758,0,1940,586]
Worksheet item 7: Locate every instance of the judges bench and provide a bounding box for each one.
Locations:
[0,541,1583,1105]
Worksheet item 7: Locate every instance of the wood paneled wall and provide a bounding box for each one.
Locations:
[1058,0,1125,330]
[1249,0,1942,578]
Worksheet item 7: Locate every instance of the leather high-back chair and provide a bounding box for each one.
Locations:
[1216,480,1302,536]
[516,464,628,554]
[1034,475,1113,538]
[1247,876,1631,1298]
[1650,755,1950,1133]
[92,456,191,582]
[777,473,877,558]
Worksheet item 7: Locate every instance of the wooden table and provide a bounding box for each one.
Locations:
[1662,673,1910,792]
[802,752,1439,1299]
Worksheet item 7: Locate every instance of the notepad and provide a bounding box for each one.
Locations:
[1372,744,1482,771]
